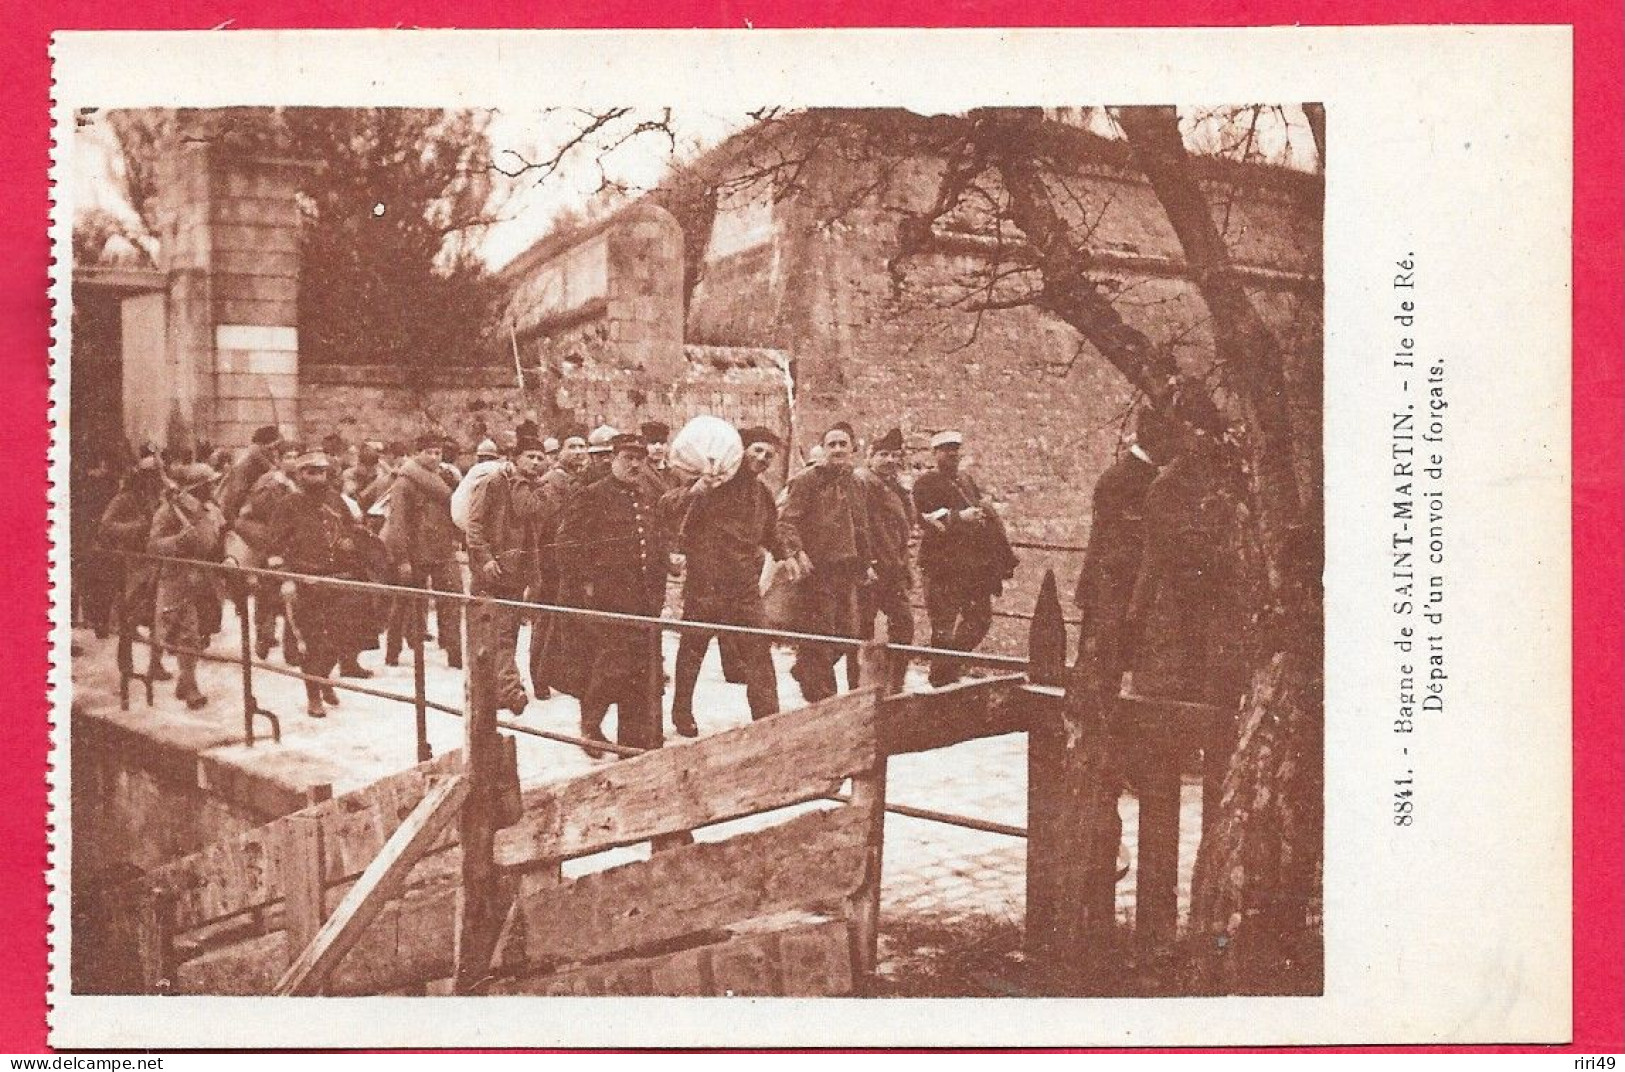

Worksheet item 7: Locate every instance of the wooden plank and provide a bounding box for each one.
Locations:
[711,933,779,996]
[492,920,854,997]
[1108,693,1215,741]
[457,600,507,993]
[274,775,469,996]
[1023,684,1122,993]
[163,822,286,933]
[516,804,870,968]
[778,919,855,996]
[174,930,290,995]
[328,886,458,996]
[146,750,463,933]
[645,945,710,996]
[176,883,459,996]
[495,687,880,868]
[282,816,325,955]
[845,763,886,990]
[877,675,1033,757]
[1024,705,1065,965]
[133,885,177,994]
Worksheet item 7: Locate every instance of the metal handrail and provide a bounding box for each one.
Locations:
[93,547,1039,842]
[104,548,1033,669]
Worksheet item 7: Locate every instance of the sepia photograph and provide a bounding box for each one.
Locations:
[65,99,1324,1001]
[46,26,1579,1050]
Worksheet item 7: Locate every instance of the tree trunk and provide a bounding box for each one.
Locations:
[1113,106,1323,994]
[985,106,1324,993]
[1185,648,1324,994]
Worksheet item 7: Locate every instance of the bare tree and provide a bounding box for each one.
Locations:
[494,105,1324,993]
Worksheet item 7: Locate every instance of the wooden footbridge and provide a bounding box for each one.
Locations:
[85,558,1221,997]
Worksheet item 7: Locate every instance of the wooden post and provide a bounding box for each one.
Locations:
[1024,700,1063,966]
[1027,569,1068,688]
[846,643,889,993]
[456,597,507,994]
[1134,738,1181,954]
[413,595,431,763]
[1024,667,1118,992]
[134,884,177,994]
[282,815,326,968]
[1024,569,1073,967]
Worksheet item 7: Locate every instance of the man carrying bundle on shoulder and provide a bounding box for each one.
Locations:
[666,424,793,736]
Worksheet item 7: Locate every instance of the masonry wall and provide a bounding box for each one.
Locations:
[69,709,327,994]
[679,145,1322,651]
[298,355,791,456]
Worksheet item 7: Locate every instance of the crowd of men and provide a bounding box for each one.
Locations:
[77,402,1230,778]
[76,415,1035,754]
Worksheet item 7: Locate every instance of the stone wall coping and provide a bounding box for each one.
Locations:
[71,699,336,822]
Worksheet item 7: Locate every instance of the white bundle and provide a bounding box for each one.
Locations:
[668,415,743,485]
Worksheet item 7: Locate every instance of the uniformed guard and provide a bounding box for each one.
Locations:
[558,433,669,756]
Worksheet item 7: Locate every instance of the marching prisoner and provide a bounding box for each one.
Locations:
[465,435,549,716]
[217,424,282,528]
[382,433,465,670]
[851,426,915,695]
[667,425,790,736]
[234,441,303,663]
[529,426,589,700]
[911,430,1019,686]
[96,451,171,684]
[268,451,371,719]
[778,423,873,704]
[147,463,227,709]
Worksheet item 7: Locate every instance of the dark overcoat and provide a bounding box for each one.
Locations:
[911,468,1018,596]
[1073,450,1160,686]
[544,474,668,700]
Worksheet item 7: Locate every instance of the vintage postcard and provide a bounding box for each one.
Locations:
[47,27,1571,1048]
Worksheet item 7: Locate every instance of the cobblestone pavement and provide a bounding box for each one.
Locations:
[70,607,1203,976]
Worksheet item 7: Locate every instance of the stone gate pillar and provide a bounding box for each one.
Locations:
[147,111,305,454]
[208,153,304,449]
